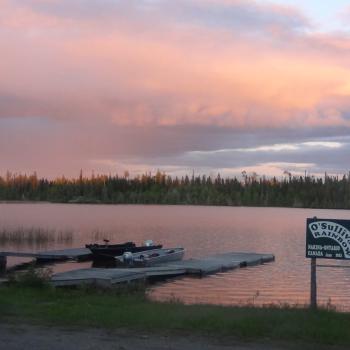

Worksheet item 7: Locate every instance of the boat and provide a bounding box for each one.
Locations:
[86,240,162,260]
[115,247,185,267]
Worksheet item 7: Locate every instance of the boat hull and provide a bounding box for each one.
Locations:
[116,248,185,267]
[87,243,163,260]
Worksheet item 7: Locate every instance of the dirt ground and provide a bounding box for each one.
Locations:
[0,323,347,350]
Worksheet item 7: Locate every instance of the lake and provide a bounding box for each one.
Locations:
[1,203,350,310]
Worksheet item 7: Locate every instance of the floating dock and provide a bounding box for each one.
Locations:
[51,252,275,287]
[0,248,92,272]
[36,248,91,261]
[164,252,274,275]
[0,247,91,261]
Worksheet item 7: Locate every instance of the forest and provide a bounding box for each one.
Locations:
[1,170,350,209]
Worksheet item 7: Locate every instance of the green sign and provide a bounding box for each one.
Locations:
[306,218,350,260]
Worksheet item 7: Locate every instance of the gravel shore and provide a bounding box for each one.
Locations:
[0,323,346,350]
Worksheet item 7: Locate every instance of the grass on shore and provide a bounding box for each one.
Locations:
[0,283,350,346]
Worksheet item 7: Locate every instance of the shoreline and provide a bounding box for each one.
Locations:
[0,285,349,347]
[1,200,350,211]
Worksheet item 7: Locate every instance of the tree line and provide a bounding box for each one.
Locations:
[1,170,350,209]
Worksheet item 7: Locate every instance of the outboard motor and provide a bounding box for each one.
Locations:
[144,240,154,247]
[123,251,133,266]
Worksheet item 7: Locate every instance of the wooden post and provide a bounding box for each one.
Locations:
[310,257,317,309]
[0,255,6,275]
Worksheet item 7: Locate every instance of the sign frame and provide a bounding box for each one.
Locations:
[306,217,350,260]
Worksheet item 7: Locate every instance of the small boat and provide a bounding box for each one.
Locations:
[86,240,162,260]
[115,247,185,267]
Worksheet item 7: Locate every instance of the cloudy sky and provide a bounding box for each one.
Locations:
[1,0,350,178]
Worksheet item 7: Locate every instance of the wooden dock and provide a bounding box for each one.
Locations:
[164,252,274,275]
[36,248,91,261]
[51,252,274,287]
[0,247,91,261]
[52,266,187,287]
[0,248,92,272]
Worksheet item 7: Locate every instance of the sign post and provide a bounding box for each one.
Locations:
[310,257,317,309]
[306,217,350,309]
[0,255,6,275]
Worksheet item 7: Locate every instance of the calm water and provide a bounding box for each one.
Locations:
[1,203,350,310]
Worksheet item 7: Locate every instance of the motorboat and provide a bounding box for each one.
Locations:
[115,247,185,267]
[86,239,162,260]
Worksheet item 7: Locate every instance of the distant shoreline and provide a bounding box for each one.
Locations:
[1,199,350,211]
[1,172,349,209]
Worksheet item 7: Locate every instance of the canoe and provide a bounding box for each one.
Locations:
[115,247,185,267]
[86,241,162,260]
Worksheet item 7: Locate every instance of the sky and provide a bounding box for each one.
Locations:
[1,0,350,179]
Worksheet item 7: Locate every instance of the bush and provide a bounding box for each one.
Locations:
[9,266,52,288]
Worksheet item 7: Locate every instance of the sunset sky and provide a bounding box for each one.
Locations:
[1,0,350,178]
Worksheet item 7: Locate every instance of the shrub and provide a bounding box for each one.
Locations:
[9,265,52,288]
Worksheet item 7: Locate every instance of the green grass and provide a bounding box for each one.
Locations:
[1,285,350,345]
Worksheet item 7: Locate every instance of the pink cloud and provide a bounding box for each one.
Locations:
[338,5,350,27]
[0,0,350,130]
